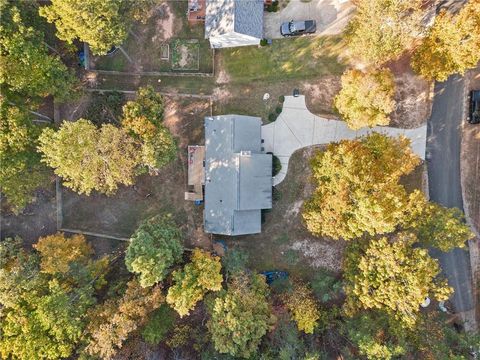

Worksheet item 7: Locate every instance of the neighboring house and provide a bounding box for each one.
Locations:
[204,115,272,235]
[205,0,264,48]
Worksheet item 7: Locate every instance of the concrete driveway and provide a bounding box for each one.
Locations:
[264,0,355,39]
[262,95,427,185]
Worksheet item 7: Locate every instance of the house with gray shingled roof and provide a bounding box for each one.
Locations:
[205,0,264,48]
[204,115,272,235]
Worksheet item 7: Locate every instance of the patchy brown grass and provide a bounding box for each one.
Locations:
[386,53,434,128]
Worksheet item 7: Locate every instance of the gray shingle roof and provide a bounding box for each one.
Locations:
[204,115,272,236]
[205,0,263,39]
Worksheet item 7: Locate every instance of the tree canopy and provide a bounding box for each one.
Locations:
[38,119,141,195]
[39,0,158,55]
[84,279,164,359]
[343,233,452,328]
[405,191,474,252]
[0,235,108,360]
[39,0,128,55]
[334,68,396,130]
[166,249,223,317]
[412,1,480,81]
[125,215,184,288]
[283,282,320,334]
[33,233,93,274]
[303,133,420,240]
[345,0,424,64]
[0,99,51,212]
[0,1,76,100]
[208,274,272,358]
[122,86,177,170]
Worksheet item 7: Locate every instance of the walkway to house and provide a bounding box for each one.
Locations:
[261,95,427,185]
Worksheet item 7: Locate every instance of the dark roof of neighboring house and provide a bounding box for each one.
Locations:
[205,0,264,39]
[204,115,272,235]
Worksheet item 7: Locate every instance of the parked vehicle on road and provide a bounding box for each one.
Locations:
[280,20,316,37]
[467,90,480,124]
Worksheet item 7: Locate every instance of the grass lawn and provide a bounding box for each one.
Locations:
[218,35,347,84]
[94,73,216,95]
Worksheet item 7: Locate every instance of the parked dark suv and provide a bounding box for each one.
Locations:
[468,90,480,124]
[280,20,316,36]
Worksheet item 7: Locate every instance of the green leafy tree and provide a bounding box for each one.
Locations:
[334,68,396,130]
[412,1,480,81]
[122,86,177,170]
[0,1,76,99]
[0,235,108,360]
[141,304,176,345]
[346,0,424,64]
[0,99,51,212]
[222,248,249,279]
[405,191,474,252]
[283,282,320,334]
[39,0,128,55]
[261,316,307,360]
[167,249,223,317]
[303,133,420,240]
[410,312,480,359]
[38,119,141,195]
[342,311,407,360]
[208,273,272,358]
[125,215,184,287]
[343,233,453,328]
[84,279,163,359]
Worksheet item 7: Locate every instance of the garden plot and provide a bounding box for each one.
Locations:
[171,39,200,71]
[89,1,213,73]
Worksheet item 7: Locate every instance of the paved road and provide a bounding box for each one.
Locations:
[427,75,474,313]
[262,95,427,185]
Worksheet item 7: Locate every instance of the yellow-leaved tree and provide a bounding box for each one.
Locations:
[283,282,320,334]
[346,0,424,64]
[34,233,92,274]
[166,249,223,317]
[334,68,396,130]
[412,1,480,81]
[303,133,420,240]
[343,233,453,328]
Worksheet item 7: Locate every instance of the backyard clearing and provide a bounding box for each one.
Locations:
[89,1,212,73]
[462,69,480,234]
[59,95,212,249]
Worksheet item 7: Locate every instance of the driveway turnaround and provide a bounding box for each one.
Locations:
[427,74,474,314]
[264,0,355,39]
[262,95,427,185]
